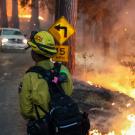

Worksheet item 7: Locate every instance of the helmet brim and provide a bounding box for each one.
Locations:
[27,41,57,58]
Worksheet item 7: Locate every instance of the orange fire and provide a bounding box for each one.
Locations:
[80,56,135,135]
[7,0,45,20]
[86,61,135,99]
[19,14,44,20]
[89,114,135,135]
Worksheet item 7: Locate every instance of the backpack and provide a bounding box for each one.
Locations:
[26,62,90,135]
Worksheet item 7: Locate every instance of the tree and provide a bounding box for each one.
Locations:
[78,0,128,57]
[20,0,55,29]
[20,0,40,30]
[30,0,40,31]
[55,0,78,74]
[40,0,55,24]
[20,0,29,7]
[0,1,1,26]
[0,0,8,27]
[40,0,55,14]
[11,0,19,28]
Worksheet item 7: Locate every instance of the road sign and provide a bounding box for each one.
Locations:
[49,16,75,44]
[52,45,69,62]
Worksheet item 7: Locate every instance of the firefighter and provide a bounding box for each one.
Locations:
[19,31,73,135]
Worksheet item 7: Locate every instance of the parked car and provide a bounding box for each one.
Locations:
[0,28,28,51]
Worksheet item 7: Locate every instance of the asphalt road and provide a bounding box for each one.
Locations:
[0,50,33,135]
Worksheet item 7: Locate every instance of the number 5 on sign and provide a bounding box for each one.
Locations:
[52,45,69,62]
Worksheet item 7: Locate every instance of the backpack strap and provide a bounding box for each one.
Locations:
[53,62,67,83]
[34,104,48,120]
[53,62,62,75]
[26,66,51,81]
[26,63,66,118]
[26,63,66,96]
[26,62,62,82]
[34,104,41,120]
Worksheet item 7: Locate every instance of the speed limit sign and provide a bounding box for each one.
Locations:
[52,45,69,62]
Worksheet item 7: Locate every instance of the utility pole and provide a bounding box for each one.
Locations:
[55,0,78,74]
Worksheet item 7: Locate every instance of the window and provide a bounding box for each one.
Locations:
[2,29,23,35]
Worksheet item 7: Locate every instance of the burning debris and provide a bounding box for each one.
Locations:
[75,51,135,134]
[75,48,135,135]
[73,79,135,135]
[76,52,135,99]
[89,114,135,135]
[75,0,135,131]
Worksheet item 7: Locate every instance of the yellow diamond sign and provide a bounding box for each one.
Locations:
[49,16,75,44]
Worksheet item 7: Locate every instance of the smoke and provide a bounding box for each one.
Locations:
[76,0,135,98]
[110,0,135,57]
[76,1,135,134]
[77,0,135,57]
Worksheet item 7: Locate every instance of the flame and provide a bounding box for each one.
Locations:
[125,114,135,135]
[19,14,44,20]
[87,81,94,86]
[7,0,45,21]
[82,57,135,135]
[126,103,131,108]
[86,61,135,99]
[124,28,128,32]
[89,114,135,135]
[112,102,115,106]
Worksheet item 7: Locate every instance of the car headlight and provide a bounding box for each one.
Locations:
[2,38,8,43]
[23,39,27,44]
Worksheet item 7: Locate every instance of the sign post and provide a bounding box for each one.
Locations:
[49,16,75,63]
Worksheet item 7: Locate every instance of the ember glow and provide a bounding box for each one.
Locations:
[7,0,46,21]
[82,56,135,135]
[19,15,44,20]
[86,61,135,99]
[76,0,135,135]
[89,114,135,135]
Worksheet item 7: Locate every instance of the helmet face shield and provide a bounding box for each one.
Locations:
[27,31,57,57]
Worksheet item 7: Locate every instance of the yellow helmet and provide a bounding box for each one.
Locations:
[27,31,57,57]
